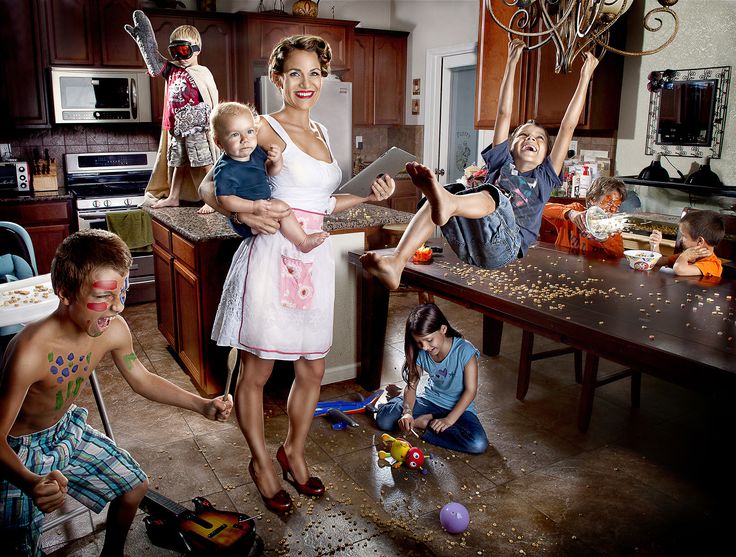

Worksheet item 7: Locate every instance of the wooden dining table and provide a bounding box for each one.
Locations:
[349,241,736,431]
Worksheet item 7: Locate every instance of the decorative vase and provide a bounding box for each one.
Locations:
[292,0,318,17]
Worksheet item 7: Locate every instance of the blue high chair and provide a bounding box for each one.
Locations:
[0,221,39,339]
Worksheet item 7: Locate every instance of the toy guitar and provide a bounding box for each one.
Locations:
[313,389,384,417]
[141,488,262,556]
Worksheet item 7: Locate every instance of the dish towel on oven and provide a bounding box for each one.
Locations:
[105,210,153,253]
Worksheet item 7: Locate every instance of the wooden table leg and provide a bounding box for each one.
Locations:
[482,315,503,356]
[516,330,534,401]
[355,261,390,391]
[578,352,600,432]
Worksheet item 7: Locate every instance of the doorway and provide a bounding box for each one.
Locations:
[424,43,493,186]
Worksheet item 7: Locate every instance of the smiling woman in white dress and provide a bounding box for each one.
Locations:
[199,35,395,513]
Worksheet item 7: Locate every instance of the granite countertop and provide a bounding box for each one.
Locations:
[143,203,413,243]
[0,188,72,204]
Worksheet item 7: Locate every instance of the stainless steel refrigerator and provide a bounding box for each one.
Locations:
[257,76,352,185]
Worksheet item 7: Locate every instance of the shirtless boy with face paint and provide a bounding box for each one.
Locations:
[0,229,233,557]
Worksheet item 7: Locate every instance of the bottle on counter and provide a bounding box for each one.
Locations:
[685,156,722,187]
[637,154,670,182]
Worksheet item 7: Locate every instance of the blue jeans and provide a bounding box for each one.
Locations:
[440,183,522,269]
[375,396,488,455]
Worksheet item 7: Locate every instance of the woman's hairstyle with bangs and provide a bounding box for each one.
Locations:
[268,34,332,78]
[51,229,132,302]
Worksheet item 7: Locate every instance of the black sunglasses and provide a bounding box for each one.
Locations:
[168,40,201,60]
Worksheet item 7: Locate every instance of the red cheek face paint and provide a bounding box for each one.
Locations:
[86,302,109,312]
[92,280,118,290]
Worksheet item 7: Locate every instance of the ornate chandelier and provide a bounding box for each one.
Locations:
[485,0,680,74]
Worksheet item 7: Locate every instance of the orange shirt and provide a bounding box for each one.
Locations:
[542,202,624,258]
[666,252,722,278]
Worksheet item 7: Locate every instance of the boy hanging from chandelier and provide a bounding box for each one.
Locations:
[125,10,219,213]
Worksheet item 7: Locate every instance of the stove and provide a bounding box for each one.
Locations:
[65,151,157,304]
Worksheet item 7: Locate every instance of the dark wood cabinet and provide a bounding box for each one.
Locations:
[237,13,357,104]
[146,10,236,123]
[0,0,49,129]
[43,0,143,67]
[150,217,239,396]
[350,29,408,126]
[0,198,75,274]
[475,0,623,131]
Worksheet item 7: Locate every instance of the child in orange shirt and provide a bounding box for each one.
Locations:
[650,209,725,277]
[542,176,627,258]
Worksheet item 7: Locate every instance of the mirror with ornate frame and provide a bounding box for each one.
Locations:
[645,66,731,159]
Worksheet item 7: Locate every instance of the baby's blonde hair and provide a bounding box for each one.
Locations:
[170,25,201,48]
[210,102,260,137]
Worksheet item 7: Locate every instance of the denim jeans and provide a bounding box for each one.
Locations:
[375,396,488,455]
[440,184,522,269]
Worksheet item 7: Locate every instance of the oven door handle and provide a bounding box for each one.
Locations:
[77,211,109,220]
[131,78,138,120]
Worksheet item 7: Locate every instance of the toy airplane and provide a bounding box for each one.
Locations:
[313,389,384,417]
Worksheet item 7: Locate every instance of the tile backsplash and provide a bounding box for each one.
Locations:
[4,125,161,188]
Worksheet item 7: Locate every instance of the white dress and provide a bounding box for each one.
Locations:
[212,115,342,360]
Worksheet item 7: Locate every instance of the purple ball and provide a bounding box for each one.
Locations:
[439,502,469,534]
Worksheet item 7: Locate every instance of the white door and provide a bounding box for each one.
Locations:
[424,44,493,186]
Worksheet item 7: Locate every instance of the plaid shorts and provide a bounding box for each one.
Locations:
[167,130,214,168]
[1,405,147,556]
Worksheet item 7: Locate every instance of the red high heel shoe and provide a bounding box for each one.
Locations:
[276,445,325,497]
[248,459,292,513]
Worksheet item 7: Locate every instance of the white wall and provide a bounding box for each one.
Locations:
[615,0,736,212]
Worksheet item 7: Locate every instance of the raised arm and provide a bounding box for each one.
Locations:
[124,10,167,76]
[493,39,525,147]
[549,53,599,174]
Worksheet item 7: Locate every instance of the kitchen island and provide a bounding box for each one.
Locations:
[144,204,412,396]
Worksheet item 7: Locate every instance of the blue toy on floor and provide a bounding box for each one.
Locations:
[314,389,384,429]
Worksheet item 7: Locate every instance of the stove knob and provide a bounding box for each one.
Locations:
[93,200,100,208]
[103,199,111,207]
[124,198,132,206]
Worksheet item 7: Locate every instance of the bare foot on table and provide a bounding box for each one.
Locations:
[197,203,215,214]
[298,232,329,253]
[359,251,403,291]
[406,161,454,226]
[151,197,180,209]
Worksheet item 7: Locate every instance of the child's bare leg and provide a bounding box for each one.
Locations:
[406,161,496,225]
[152,166,184,208]
[100,479,148,557]
[280,213,328,253]
[360,202,435,290]
[413,413,433,429]
[196,164,215,214]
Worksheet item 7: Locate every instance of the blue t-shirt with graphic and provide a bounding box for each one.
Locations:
[416,337,480,414]
[481,140,561,256]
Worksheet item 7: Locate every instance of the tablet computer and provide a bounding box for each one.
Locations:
[337,147,416,197]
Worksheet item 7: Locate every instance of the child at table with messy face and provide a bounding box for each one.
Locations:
[542,176,628,258]
[360,39,599,290]
[650,209,725,277]
[0,229,232,557]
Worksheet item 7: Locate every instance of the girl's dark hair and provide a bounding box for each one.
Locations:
[268,34,332,78]
[509,119,552,155]
[403,303,461,388]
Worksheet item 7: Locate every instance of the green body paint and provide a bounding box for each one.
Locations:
[123,352,138,369]
[55,391,63,410]
[55,377,86,410]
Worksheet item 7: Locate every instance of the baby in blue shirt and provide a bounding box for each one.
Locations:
[211,102,328,251]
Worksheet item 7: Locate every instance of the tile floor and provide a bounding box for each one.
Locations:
[41,294,733,556]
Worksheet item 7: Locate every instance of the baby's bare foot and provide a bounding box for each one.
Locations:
[406,162,453,226]
[359,252,403,290]
[298,231,329,253]
[151,196,180,209]
[197,203,215,214]
[413,413,433,429]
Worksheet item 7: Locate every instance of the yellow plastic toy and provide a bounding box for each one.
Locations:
[377,433,412,469]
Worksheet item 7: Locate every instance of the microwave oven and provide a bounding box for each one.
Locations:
[0,161,31,192]
[50,67,152,124]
